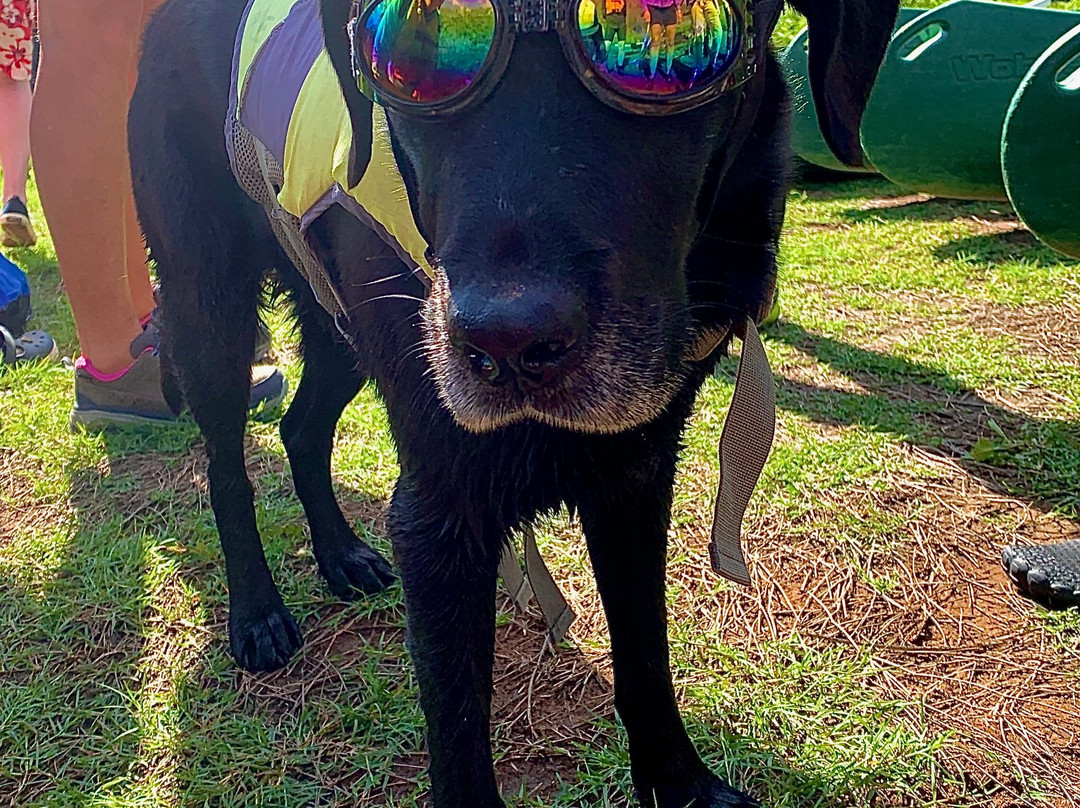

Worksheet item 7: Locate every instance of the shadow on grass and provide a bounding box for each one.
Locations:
[837,195,1015,225]
[0,471,146,804]
[760,321,1080,518]
[933,230,1078,267]
[3,418,420,805]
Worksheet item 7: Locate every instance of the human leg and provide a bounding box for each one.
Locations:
[0,76,31,204]
[0,0,36,248]
[0,74,36,247]
[649,21,663,75]
[31,0,161,373]
[124,0,168,321]
[663,22,676,74]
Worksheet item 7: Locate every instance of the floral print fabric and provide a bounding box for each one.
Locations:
[0,0,34,82]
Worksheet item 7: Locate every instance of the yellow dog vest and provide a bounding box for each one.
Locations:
[228,0,432,284]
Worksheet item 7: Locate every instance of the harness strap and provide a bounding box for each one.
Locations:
[709,317,775,584]
[498,524,577,645]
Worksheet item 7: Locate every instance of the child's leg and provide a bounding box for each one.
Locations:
[0,75,31,204]
[649,22,662,75]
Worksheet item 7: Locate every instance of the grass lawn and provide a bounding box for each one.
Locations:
[3,6,1080,805]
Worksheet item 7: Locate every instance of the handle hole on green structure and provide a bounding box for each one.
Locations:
[899,22,948,62]
[1056,52,1080,91]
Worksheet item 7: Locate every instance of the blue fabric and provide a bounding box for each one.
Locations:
[0,252,30,332]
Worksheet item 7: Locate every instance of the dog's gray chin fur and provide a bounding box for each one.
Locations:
[421,274,689,435]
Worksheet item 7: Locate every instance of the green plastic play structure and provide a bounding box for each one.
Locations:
[860,0,1080,201]
[1002,23,1080,259]
[781,7,923,173]
[779,0,1080,261]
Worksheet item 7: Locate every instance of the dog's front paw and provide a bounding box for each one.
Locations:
[643,776,759,808]
[229,598,304,672]
[317,538,396,600]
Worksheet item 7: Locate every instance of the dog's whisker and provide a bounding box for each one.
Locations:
[393,342,430,366]
[694,234,772,248]
[346,270,415,288]
[350,294,427,309]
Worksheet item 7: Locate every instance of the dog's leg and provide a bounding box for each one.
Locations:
[280,311,395,598]
[579,448,757,808]
[389,477,504,808]
[159,259,302,674]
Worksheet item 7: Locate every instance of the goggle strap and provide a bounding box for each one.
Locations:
[511,0,566,32]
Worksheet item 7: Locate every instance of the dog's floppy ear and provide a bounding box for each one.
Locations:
[789,0,898,167]
[321,0,374,187]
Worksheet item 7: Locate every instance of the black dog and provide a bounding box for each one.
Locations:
[130,0,895,804]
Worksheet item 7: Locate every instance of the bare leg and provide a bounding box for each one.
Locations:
[0,75,31,203]
[649,22,663,75]
[125,0,168,321]
[31,0,166,373]
[663,23,677,73]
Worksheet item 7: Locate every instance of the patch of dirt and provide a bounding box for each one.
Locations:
[964,216,1027,239]
[856,193,935,211]
[961,300,1080,368]
[803,222,854,233]
[848,195,1020,231]
[791,284,1080,380]
[675,442,1080,806]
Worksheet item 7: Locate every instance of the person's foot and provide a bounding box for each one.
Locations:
[1,197,37,248]
[1002,541,1080,608]
[0,326,57,365]
[71,322,287,430]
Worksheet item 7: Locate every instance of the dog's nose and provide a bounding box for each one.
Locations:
[447,286,587,388]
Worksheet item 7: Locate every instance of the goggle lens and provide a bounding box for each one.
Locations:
[360,0,497,105]
[575,0,741,100]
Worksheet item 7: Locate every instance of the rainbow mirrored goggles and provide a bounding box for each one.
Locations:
[349,0,758,116]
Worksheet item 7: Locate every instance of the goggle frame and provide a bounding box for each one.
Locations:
[350,0,759,117]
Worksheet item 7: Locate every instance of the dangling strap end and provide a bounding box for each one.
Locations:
[707,316,775,588]
[709,528,753,586]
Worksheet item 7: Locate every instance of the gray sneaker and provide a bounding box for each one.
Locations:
[72,348,178,428]
[71,325,288,430]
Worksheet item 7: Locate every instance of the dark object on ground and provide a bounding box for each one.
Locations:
[0,326,56,365]
[1003,541,1080,608]
[129,0,897,805]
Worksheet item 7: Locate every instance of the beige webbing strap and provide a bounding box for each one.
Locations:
[498,543,532,610]
[498,524,576,644]
[709,318,775,585]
